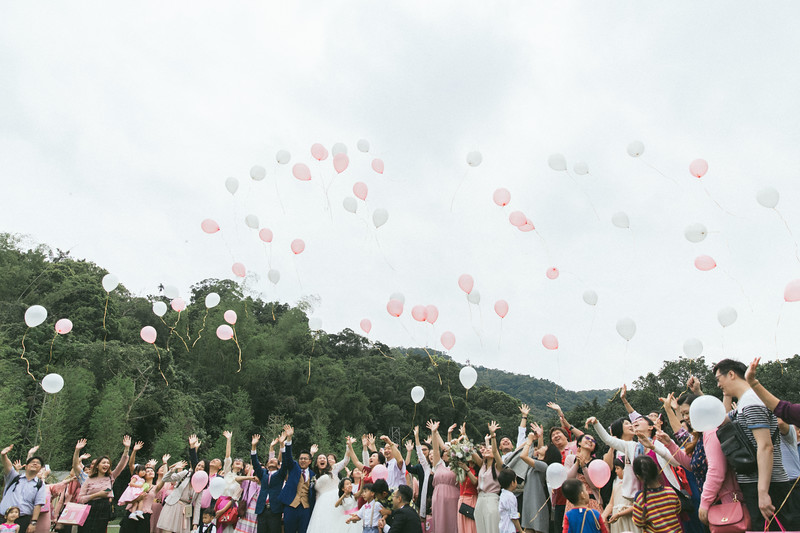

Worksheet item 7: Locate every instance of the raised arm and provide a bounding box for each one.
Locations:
[251,435,265,479]
[659,393,683,434]
[280,425,296,474]
[516,404,530,448]
[746,357,781,412]
[620,384,635,415]
[413,426,430,474]
[404,440,414,467]
[426,420,442,465]
[655,431,691,469]
[1,445,14,475]
[587,418,627,454]
[129,440,144,474]
[188,434,200,470]
[520,432,539,468]
[488,421,503,466]
[332,439,351,477]
[347,436,365,470]
[548,402,583,438]
[72,440,87,477]
[223,430,232,461]
[112,435,132,479]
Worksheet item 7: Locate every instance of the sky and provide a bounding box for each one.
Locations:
[3,2,800,391]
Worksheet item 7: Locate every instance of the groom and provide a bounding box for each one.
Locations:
[278,426,316,533]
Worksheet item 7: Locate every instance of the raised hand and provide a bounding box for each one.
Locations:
[636,432,654,449]
[75,439,87,450]
[162,454,171,464]
[448,423,458,434]
[459,423,467,436]
[278,431,287,445]
[310,444,319,456]
[413,426,419,437]
[171,460,187,471]
[223,430,232,440]
[122,435,132,448]
[745,357,761,386]
[146,459,158,468]
[488,421,501,435]
[270,437,278,448]
[530,422,542,437]
[659,392,675,411]
[79,453,91,461]
[655,430,672,447]
[620,384,627,402]
[27,445,40,457]
[13,460,22,470]
[525,432,536,444]
[361,434,369,447]
[546,402,563,416]
[687,375,702,395]
[405,440,414,452]
[425,420,440,432]
[133,441,144,451]
[283,425,294,439]
[585,417,598,427]
[188,434,198,448]
[519,404,530,416]
[379,435,392,445]
[346,436,356,446]
[252,435,261,446]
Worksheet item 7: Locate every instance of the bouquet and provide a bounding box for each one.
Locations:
[448,440,476,484]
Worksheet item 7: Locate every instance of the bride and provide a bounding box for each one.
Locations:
[307,438,360,533]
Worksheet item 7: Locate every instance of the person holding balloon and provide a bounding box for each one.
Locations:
[157,436,204,533]
[563,434,605,513]
[601,459,639,533]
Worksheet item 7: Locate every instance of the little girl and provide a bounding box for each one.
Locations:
[335,478,360,531]
[603,458,639,533]
[118,465,151,521]
[632,456,681,533]
[1,506,21,533]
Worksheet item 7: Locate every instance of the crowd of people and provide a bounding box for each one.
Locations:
[2,357,800,533]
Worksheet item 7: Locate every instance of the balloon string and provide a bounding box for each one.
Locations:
[534,229,551,259]
[232,326,242,372]
[766,474,800,530]
[640,158,679,186]
[273,163,286,216]
[20,327,35,380]
[102,293,109,351]
[449,169,469,212]
[608,386,622,403]
[566,171,600,222]
[153,344,168,385]
[720,266,754,312]
[373,233,396,272]
[497,318,503,349]
[377,346,395,360]
[702,183,738,217]
[294,256,304,291]
[191,309,209,348]
[49,330,58,366]
[529,495,552,525]
[774,208,800,264]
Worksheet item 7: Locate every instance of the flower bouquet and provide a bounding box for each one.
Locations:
[448,440,476,483]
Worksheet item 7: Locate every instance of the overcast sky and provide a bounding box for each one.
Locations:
[3,2,800,391]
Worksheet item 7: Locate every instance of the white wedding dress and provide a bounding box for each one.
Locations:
[307,460,361,533]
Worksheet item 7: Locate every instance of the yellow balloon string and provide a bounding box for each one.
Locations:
[166,310,190,353]
[232,325,242,372]
[153,344,168,385]
[20,327,35,380]
[49,329,57,368]
[191,309,209,348]
[102,293,109,350]
[377,346,395,360]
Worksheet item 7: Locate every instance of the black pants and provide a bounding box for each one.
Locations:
[256,510,282,533]
[740,481,800,531]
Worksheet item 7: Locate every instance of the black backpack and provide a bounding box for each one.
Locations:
[716,411,777,475]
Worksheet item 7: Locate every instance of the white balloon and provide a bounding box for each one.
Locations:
[102,274,119,292]
[684,223,708,243]
[268,269,280,285]
[546,463,568,489]
[332,142,348,156]
[683,338,703,358]
[467,290,481,305]
[205,293,220,309]
[209,477,226,499]
[357,139,370,153]
[373,208,389,228]
[626,141,645,157]
[756,187,779,209]
[152,301,168,317]
[573,161,589,175]
[582,290,598,306]
[718,306,737,328]
[245,214,260,229]
[250,165,266,181]
[459,366,478,390]
[548,153,567,171]
[225,177,239,195]
[343,197,358,214]
[276,150,291,165]
[410,385,425,404]
[164,285,179,299]
[690,395,727,432]
[309,318,322,331]
[390,292,405,304]
[616,317,636,341]
[24,305,47,327]
[41,373,64,394]
[611,212,630,229]
[466,151,483,167]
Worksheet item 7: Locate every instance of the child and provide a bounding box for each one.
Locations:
[602,459,639,533]
[631,456,680,533]
[345,484,383,533]
[561,479,608,533]
[336,478,360,531]
[118,465,151,521]
[197,508,216,533]
[1,507,20,533]
[498,469,522,533]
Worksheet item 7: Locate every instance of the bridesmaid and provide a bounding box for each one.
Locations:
[427,420,459,533]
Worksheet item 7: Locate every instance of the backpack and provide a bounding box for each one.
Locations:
[3,473,43,495]
[716,411,777,475]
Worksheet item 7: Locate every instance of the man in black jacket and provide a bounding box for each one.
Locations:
[377,485,421,533]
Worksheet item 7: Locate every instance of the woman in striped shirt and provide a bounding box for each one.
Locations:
[631,456,680,533]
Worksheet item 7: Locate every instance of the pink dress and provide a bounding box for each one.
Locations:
[432,461,459,533]
[119,475,147,505]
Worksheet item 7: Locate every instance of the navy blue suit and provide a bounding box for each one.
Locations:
[251,451,285,533]
[279,443,315,533]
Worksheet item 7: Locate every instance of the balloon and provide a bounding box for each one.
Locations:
[333,153,349,174]
[191,471,208,493]
[459,365,477,389]
[425,305,438,324]
[757,187,779,209]
[611,212,630,229]
[268,269,280,285]
[353,182,368,201]
[587,460,611,487]
[41,373,64,394]
[371,159,384,174]
[373,208,389,228]
[390,292,406,304]
[683,338,703,358]
[689,159,708,178]
[573,161,589,175]
[441,331,456,351]
[216,324,234,341]
[684,223,708,243]
[292,163,311,181]
[276,150,291,165]
[225,177,239,195]
[55,318,73,334]
[152,301,168,317]
[626,141,644,157]
[164,285,179,299]
[410,386,425,404]
[546,463,568,489]
[291,239,305,255]
[343,197,358,213]
[718,306,738,327]
[386,299,404,318]
[519,220,535,232]
[694,255,717,271]
[201,219,220,234]
[309,318,322,331]
[542,334,559,350]
[690,395,727,432]
[467,290,481,305]
[209,476,227,499]
[232,262,246,277]
[259,228,273,243]
[494,300,508,318]
[171,298,186,312]
[546,267,559,280]
[245,214,259,229]
[310,143,328,161]
[224,310,237,325]
[509,211,526,227]
[370,464,388,481]
[250,165,266,181]
[548,154,567,171]
[332,142,348,156]
[360,319,372,334]
[785,279,800,302]
[102,274,119,292]
[466,151,483,167]
[411,305,427,322]
[493,188,511,207]
[140,326,157,344]
[616,318,636,341]
[458,274,474,294]
[582,290,598,306]
[24,305,47,327]
[357,139,370,152]
[205,293,220,309]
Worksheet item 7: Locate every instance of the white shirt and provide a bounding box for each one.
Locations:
[386,458,407,491]
[499,488,520,533]
[356,500,384,528]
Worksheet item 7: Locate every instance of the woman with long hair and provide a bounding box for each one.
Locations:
[77,436,132,533]
[428,420,459,533]
[306,438,352,533]
[472,421,504,533]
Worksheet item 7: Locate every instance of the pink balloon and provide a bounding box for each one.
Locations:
[689,159,708,178]
[387,299,403,318]
[291,239,305,255]
[370,464,388,481]
[519,220,535,232]
[587,460,611,487]
[694,255,717,271]
[546,267,559,280]
[509,211,527,227]
[216,324,234,341]
[458,274,474,294]
[171,298,186,312]
[784,279,800,302]
[425,305,438,324]
[190,470,208,493]
[201,219,220,234]
[333,153,349,174]
[542,334,559,350]
[140,326,157,344]
[311,143,329,161]
[292,163,311,181]
[494,300,508,319]
[258,228,273,243]
[55,318,73,335]
[493,188,511,207]
[232,262,246,277]
[224,310,237,325]
[371,159,384,174]
[440,331,456,351]
[360,319,372,334]
[411,305,427,322]
[353,182,368,201]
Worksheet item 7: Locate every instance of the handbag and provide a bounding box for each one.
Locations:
[716,416,758,475]
[708,493,750,533]
[217,504,238,528]
[458,502,475,520]
[57,503,91,526]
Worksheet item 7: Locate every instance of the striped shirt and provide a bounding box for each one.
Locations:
[632,486,681,533]
[732,388,788,485]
